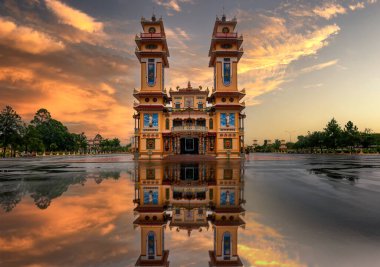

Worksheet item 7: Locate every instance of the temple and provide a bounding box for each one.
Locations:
[133,14,246,159]
[133,160,245,267]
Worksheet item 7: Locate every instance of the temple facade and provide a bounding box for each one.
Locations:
[133,14,246,159]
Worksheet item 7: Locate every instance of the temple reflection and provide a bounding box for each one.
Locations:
[133,160,246,266]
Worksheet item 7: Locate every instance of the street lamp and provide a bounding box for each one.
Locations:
[285,130,296,143]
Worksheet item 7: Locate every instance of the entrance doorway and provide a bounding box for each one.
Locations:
[180,138,199,154]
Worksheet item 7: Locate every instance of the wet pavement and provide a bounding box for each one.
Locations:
[1,153,380,267]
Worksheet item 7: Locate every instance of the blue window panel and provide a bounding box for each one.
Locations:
[143,114,158,127]
[223,62,231,85]
[148,60,155,86]
[148,232,155,256]
[152,114,158,127]
[220,191,235,205]
[144,190,158,204]
[220,113,227,127]
[229,113,235,127]
[223,232,231,256]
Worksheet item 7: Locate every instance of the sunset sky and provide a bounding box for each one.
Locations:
[1,0,379,144]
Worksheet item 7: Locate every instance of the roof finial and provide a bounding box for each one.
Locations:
[188,81,191,88]
[222,6,226,21]
[152,7,156,21]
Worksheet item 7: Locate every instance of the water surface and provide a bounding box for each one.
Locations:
[1,153,380,267]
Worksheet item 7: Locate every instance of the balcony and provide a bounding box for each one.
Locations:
[140,33,163,38]
[214,32,238,38]
[172,125,208,133]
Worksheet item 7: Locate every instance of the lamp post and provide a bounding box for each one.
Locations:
[285,130,296,143]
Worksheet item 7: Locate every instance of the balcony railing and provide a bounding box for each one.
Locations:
[140,33,163,38]
[172,126,208,132]
[214,32,238,38]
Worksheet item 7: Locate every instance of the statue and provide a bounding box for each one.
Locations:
[148,190,153,203]
[226,190,230,204]
[226,113,230,127]
[149,114,153,127]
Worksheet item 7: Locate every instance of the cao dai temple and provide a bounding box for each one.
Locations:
[133,14,246,159]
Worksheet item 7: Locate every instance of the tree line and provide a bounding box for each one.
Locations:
[0,106,129,157]
[248,118,380,154]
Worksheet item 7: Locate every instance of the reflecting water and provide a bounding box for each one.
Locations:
[1,154,380,267]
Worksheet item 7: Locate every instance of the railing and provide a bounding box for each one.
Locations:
[215,32,238,38]
[140,33,163,38]
[171,126,208,132]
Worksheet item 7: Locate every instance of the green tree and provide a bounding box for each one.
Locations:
[324,118,342,150]
[22,125,44,153]
[342,121,360,151]
[0,106,24,157]
[31,109,71,152]
[360,128,374,149]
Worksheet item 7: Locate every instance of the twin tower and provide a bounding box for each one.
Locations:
[133,14,246,159]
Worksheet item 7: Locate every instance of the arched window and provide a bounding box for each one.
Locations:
[166,118,170,130]
[147,231,156,259]
[222,232,231,259]
[209,118,213,130]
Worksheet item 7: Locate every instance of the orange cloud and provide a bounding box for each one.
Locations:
[0,66,135,140]
[45,0,103,33]
[0,17,64,54]
[0,174,136,266]
[239,212,306,267]
[236,12,340,104]
[313,3,346,20]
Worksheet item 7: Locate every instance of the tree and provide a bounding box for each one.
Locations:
[22,125,44,153]
[31,109,71,152]
[324,118,342,150]
[309,131,325,153]
[360,128,374,149]
[272,139,281,151]
[342,121,360,151]
[0,106,23,157]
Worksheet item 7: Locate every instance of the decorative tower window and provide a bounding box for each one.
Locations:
[223,58,231,86]
[148,27,156,33]
[165,118,169,130]
[147,59,155,86]
[209,118,213,129]
[144,114,158,128]
[198,102,203,109]
[147,231,156,259]
[220,113,235,128]
[223,232,232,259]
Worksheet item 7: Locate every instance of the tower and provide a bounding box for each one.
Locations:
[134,161,169,267]
[208,14,246,159]
[209,160,245,267]
[133,14,170,159]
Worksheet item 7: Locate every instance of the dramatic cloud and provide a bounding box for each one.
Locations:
[0,17,64,54]
[313,3,346,19]
[235,10,340,103]
[45,0,103,33]
[300,59,338,74]
[349,2,365,10]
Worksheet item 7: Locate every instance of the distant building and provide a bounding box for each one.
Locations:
[252,139,258,149]
[132,14,246,159]
[87,134,102,153]
[279,139,287,152]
